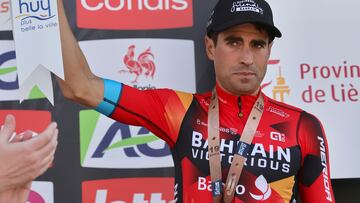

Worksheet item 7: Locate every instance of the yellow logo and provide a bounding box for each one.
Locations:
[263,60,290,102]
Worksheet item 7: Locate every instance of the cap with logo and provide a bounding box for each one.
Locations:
[207,0,282,38]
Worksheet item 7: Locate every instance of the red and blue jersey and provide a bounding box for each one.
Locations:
[101,81,335,203]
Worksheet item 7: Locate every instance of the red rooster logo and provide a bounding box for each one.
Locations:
[119,45,156,83]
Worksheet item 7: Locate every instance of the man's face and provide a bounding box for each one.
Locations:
[205,23,273,96]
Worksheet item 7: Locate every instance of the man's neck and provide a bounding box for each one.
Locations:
[216,83,260,97]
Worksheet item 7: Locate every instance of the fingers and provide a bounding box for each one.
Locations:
[34,128,58,165]
[10,134,22,143]
[36,139,58,177]
[24,122,58,151]
[0,114,16,141]
[9,131,33,143]
[10,123,58,178]
[21,131,33,142]
[0,121,59,190]
[12,128,58,184]
[24,181,32,190]
[24,129,58,182]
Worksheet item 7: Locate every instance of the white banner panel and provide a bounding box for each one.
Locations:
[11,0,64,104]
[79,39,196,92]
[28,181,54,203]
[263,0,360,179]
[0,40,18,100]
[0,0,11,31]
[0,40,49,101]
[79,39,196,169]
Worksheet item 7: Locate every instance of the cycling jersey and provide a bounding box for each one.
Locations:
[106,82,335,203]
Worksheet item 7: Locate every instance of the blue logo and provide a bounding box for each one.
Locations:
[0,51,18,90]
[92,122,170,158]
[79,110,173,168]
[18,0,54,21]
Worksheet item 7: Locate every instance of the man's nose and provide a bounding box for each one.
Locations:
[238,47,254,66]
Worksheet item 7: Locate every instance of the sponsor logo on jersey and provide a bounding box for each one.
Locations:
[192,131,291,173]
[0,110,51,134]
[28,181,54,203]
[270,132,286,142]
[198,176,246,196]
[249,175,272,201]
[77,0,193,30]
[262,59,291,102]
[82,178,174,203]
[198,174,271,200]
[0,0,11,30]
[317,136,333,202]
[79,110,173,168]
[196,118,238,135]
[266,106,290,118]
[173,183,179,203]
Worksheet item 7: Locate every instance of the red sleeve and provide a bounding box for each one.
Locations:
[297,112,335,202]
[109,84,193,148]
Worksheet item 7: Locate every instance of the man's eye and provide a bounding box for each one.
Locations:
[253,42,266,48]
[227,41,239,46]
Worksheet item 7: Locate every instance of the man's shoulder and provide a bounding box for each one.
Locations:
[193,90,212,98]
[264,94,324,128]
[264,93,304,113]
[190,91,211,111]
[194,90,213,102]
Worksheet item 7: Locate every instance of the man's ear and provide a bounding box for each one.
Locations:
[205,36,215,61]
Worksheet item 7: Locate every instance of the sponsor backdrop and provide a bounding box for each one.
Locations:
[0,0,359,202]
[29,181,54,203]
[0,0,11,31]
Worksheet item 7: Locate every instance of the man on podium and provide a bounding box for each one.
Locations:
[56,0,335,202]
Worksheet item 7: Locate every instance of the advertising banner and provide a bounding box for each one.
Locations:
[0,0,11,31]
[10,0,64,104]
[265,0,360,178]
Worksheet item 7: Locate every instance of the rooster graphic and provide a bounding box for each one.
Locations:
[119,45,156,83]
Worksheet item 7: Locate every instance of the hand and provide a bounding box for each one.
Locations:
[0,114,58,192]
[0,132,33,203]
[0,131,33,203]
[0,181,32,203]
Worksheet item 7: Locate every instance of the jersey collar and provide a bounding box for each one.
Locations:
[216,82,260,115]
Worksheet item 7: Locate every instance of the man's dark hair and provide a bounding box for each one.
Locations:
[208,23,275,46]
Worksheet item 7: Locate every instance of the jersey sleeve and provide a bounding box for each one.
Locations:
[108,84,193,148]
[297,112,335,202]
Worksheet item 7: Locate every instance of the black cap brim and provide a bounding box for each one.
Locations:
[208,19,282,38]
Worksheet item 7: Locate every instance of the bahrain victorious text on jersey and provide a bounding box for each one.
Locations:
[104,83,335,203]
